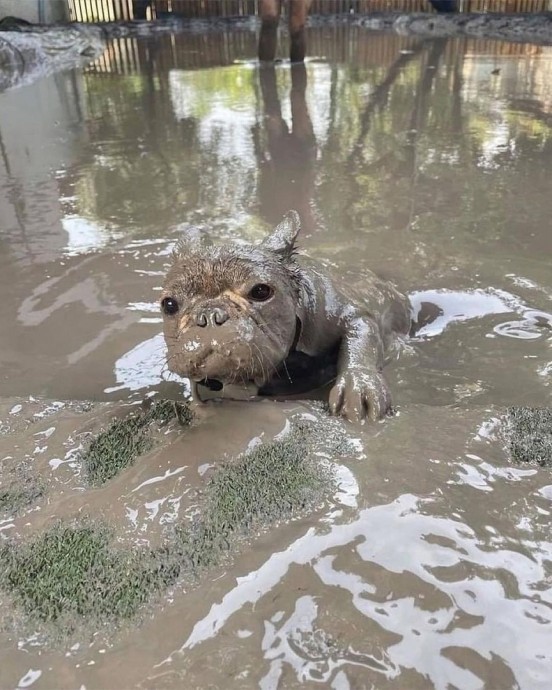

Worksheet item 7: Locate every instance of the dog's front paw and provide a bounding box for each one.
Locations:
[329,368,393,423]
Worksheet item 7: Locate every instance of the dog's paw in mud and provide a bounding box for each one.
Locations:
[329,368,393,423]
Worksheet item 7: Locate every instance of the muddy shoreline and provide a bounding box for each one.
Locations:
[0,23,105,91]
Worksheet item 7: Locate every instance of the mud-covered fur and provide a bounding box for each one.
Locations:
[162,211,412,422]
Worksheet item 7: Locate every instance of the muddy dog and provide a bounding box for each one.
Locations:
[161,211,412,423]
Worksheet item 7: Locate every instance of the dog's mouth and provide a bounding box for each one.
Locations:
[193,378,260,403]
[200,378,224,392]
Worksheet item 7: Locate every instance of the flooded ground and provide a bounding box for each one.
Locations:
[0,24,551,690]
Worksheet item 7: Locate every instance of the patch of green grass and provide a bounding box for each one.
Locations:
[83,399,192,486]
[205,425,325,531]
[0,422,335,634]
[174,425,328,571]
[0,477,43,517]
[0,522,175,626]
[144,398,193,426]
[507,407,552,467]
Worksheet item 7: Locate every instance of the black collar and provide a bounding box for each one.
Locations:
[291,316,302,352]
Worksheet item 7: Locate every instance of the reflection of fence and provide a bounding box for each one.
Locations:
[68,0,552,22]
[90,30,257,72]
[86,26,545,76]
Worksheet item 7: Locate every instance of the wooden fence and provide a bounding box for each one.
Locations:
[68,0,552,22]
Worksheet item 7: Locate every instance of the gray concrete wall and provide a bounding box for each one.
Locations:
[0,0,68,23]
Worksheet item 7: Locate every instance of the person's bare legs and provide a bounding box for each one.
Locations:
[258,0,282,62]
[289,0,312,63]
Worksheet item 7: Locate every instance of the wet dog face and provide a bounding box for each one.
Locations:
[161,212,302,388]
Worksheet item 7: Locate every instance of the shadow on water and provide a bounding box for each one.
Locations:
[254,62,317,235]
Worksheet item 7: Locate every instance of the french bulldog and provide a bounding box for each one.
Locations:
[161,211,412,422]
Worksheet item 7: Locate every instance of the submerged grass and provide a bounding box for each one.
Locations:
[83,399,192,486]
[0,477,44,517]
[0,422,335,634]
[0,522,161,624]
[507,406,552,467]
[174,425,328,571]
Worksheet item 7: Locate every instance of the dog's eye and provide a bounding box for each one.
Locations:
[249,284,273,302]
[161,297,179,315]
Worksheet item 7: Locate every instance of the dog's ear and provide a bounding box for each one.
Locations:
[261,210,301,259]
[172,223,211,258]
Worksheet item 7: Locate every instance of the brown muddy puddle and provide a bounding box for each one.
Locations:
[0,25,551,690]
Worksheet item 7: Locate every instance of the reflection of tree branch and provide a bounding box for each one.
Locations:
[451,45,463,135]
[0,123,32,254]
[406,39,448,154]
[326,64,339,144]
[404,38,448,231]
[347,41,426,166]
[0,124,11,176]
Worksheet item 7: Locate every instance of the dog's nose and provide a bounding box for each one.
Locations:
[196,307,229,327]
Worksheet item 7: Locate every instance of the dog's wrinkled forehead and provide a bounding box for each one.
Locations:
[165,245,285,298]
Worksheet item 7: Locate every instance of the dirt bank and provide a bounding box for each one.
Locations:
[0,23,105,91]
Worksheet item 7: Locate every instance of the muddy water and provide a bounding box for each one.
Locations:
[0,26,551,690]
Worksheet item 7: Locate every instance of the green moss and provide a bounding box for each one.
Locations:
[507,407,552,467]
[0,422,336,634]
[83,399,192,486]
